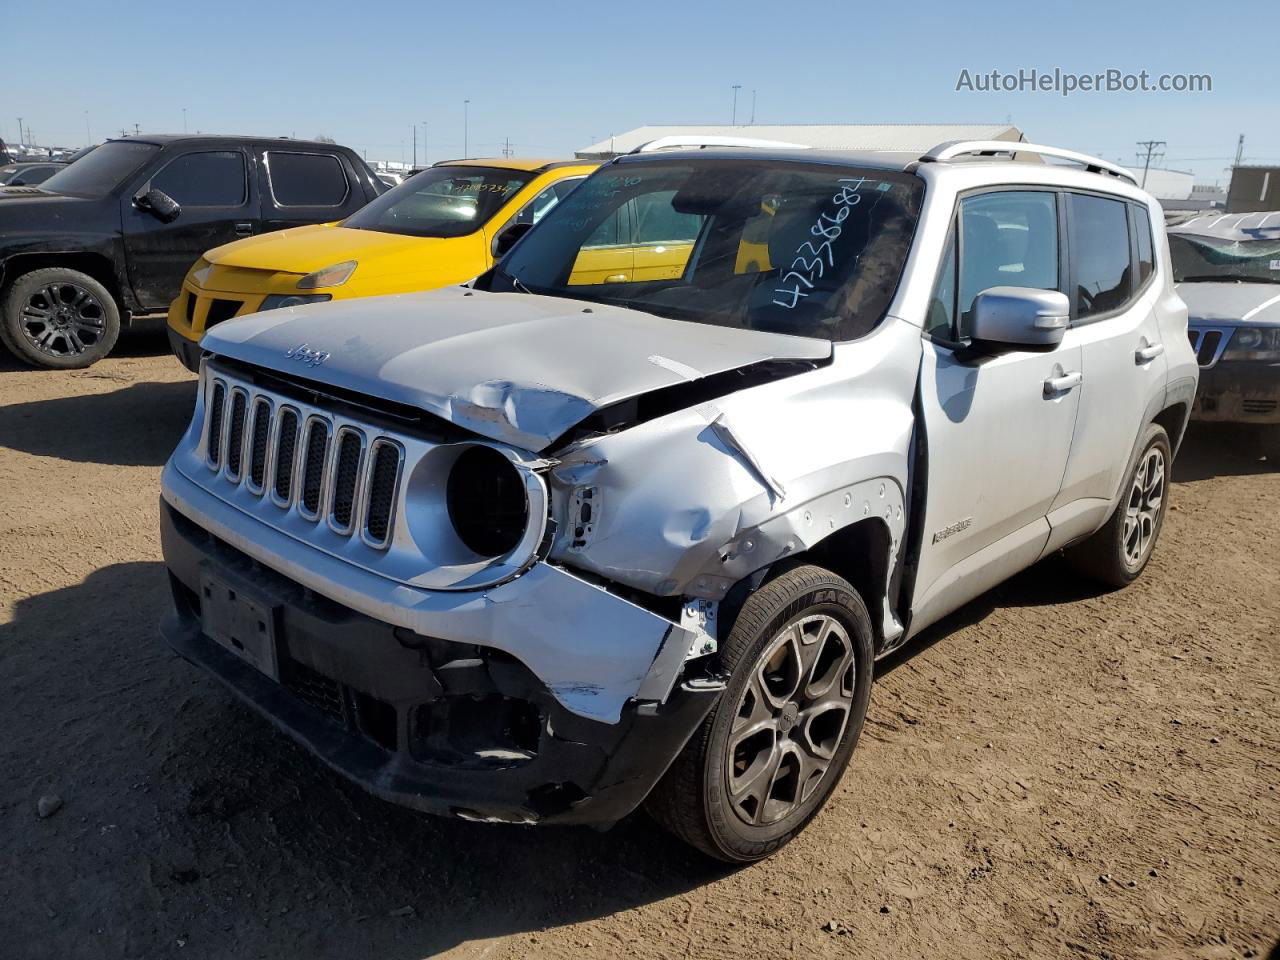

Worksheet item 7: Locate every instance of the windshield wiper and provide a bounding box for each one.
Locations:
[1180,274,1280,284]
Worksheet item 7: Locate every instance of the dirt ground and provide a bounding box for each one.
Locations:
[1,322,1277,960]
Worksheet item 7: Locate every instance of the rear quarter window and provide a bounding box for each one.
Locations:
[267,152,350,206]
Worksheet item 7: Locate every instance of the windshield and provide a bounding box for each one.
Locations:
[1170,233,1280,284]
[342,165,533,238]
[487,159,923,340]
[38,141,159,197]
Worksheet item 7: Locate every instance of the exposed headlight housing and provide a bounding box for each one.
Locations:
[1222,327,1280,361]
[446,445,531,557]
[259,293,332,311]
[296,260,357,289]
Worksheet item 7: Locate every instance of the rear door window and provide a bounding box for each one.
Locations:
[1069,193,1133,319]
[151,151,247,206]
[266,151,349,206]
[1133,204,1155,285]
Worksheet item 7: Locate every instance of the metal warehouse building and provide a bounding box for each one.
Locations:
[575,123,1024,159]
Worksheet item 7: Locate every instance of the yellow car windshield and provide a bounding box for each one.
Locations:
[343,166,533,238]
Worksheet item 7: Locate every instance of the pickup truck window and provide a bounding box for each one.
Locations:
[494,159,923,341]
[266,151,349,206]
[343,165,533,238]
[151,151,246,206]
[38,141,158,197]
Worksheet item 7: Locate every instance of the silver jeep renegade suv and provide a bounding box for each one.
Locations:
[159,137,1198,862]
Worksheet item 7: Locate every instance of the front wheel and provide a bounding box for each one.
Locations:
[0,267,120,369]
[645,564,874,862]
[1066,423,1172,587]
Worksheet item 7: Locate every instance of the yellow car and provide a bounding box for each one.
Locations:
[166,157,598,370]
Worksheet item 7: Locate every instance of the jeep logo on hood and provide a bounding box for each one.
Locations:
[285,343,330,367]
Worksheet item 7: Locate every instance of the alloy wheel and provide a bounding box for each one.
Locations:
[725,613,856,826]
[1123,446,1166,567]
[19,282,107,358]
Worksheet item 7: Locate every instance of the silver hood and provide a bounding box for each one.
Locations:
[200,286,831,451]
[1177,281,1280,328]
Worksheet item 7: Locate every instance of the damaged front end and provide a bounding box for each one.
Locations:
[160,290,911,825]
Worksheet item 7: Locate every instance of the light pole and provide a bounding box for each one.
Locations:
[731,85,741,125]
[464,99,470,157]
[182,107,187,133]
[16,117,22,147]
[84,110,91,144]
[412,123,417,167]
[422,121,428,166]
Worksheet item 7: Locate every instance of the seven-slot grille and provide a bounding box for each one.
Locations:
[204,376,403,547]
[1187,326,1232,369]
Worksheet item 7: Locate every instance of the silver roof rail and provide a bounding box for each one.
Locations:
[920,140,1137,185]
[629,135,812,155]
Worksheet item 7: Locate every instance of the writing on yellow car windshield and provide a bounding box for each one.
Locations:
[773,177,892,309]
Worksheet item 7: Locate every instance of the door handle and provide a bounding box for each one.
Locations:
[1043,371,1083,396]
[234,221,254,236]
[1135,343,1165,363]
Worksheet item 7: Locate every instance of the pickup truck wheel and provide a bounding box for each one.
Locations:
[1,268,120,369]
[1065,423,1171,587]
[645,564,873,863]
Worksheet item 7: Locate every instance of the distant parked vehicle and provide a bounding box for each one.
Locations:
[1170,211,1280,462]
[166,157,596,371]
[0,161,66,186]
[0,134,384,369]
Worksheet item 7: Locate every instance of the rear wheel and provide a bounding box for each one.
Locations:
[645,564,874,862]
[1,267,120,369]
[1066,423,1171,587]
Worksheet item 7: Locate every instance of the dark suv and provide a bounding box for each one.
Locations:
[0,135,383,368]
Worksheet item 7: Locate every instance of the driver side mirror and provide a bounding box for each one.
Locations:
[970,286,1069,353]
[134,187,181,224]
[493,221,534,259]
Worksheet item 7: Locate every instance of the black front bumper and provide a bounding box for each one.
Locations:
[159,501,722,826]
[1192,360,1280,424]
[167,326,202,374]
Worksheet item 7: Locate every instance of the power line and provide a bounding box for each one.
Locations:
[1135,140,1166,188]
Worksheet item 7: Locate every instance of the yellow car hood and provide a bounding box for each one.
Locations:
[205,224,454,275]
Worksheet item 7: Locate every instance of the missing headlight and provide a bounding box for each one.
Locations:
[446,446,529,557]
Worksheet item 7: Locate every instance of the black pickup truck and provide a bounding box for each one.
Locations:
[0,135,383,368]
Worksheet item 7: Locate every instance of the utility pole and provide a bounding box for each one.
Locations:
[731,84,741,125]
[412,124,417,167]
[750,89,756,125]
[182,107,187,133]
[503,136,512,158]
[16,117,22,147]
[134,122,141,136]
[84,110,91,144]
[422,121,428,166]
[1232,133,1245,168]
[1135,140,1165,189]
[464,99,470,157]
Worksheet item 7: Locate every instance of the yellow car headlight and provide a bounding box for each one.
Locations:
[297,260,357,290]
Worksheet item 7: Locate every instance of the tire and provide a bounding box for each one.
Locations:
[1065,423,1172,588]
[0,267,120,369]
[645,564,874,863]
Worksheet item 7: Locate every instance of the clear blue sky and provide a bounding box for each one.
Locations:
[4,0,1276,185]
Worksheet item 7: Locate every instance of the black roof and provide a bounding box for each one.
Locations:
[106,134,354,150]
